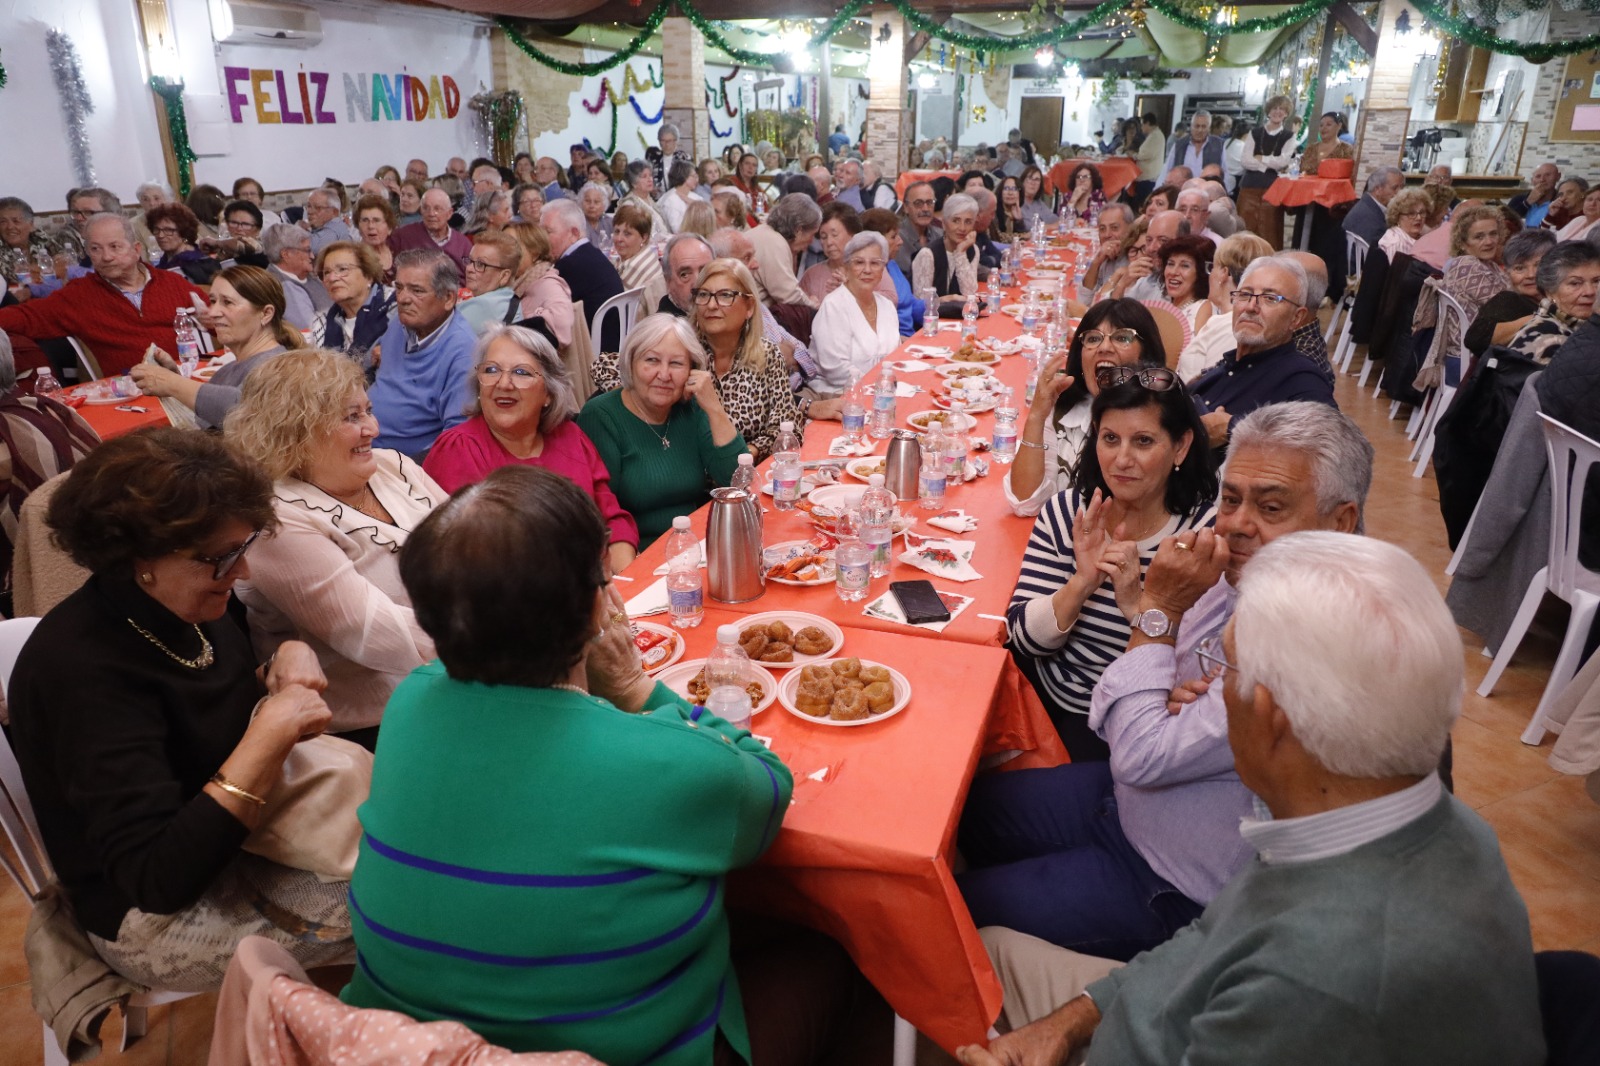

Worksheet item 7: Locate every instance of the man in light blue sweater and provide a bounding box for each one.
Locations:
[369,248,476,459]
[958,532,1544,1066]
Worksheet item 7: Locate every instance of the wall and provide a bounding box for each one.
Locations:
[1518,4,1600,176]
[0,0,171,207]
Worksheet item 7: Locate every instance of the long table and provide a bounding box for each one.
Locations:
[619,242,1097,1052]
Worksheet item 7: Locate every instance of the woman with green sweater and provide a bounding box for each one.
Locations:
[577,313,746,546]
[342,465,793,1065]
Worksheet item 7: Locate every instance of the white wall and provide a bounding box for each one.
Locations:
[0,0,171,207]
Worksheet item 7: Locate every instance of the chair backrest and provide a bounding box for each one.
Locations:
[1346,232,1369,286]
[589,286,644,356]
[66,337,103,382]
[0,616,54,900]
[1539,413,1600,600]
[1435,285,1472,362]
[13,472,90,618]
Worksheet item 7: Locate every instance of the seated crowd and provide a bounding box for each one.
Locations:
[0,125,1591,1066]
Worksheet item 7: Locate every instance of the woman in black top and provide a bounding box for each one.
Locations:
[7,428,354,990]
[1237,95,1295,249]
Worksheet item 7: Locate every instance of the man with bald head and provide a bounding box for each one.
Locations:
[809,165,835,206]
[1190,257,1338,451]
[1111,210,1186,301]
[1176,188,1221,246]
[388,187,474,275]
[1510,163,1561,229]
[1278,250,1336,384]
[406,158,430,184]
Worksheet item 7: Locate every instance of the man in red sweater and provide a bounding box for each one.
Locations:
[0,213,205,377]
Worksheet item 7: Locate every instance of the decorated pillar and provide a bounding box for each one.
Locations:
[1353,0,1419,192]
[661,17,710,160]
[865,6,908,175]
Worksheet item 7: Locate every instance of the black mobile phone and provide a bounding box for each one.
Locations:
[890,579,951,624]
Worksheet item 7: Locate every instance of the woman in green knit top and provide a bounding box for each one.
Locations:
[577,313,746,546]
[342,465,793,1065]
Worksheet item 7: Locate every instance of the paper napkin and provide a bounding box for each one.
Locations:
[828,437,877,457]
[862,587,975,634]
[896,537,982,582]
[927,509,979,534]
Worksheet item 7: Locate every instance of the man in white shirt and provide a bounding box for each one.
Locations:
[1161,110,1225,184]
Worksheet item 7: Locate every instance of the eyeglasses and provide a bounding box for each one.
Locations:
[1399,210,1428,220]
[478,364,543,388]
[1096,365,1179,391]
[466,257,509,273]
[693,288,747,307]
[193,529,264,581]
[1195,635,1238,682]
[1229,290,1298,308]
[321,264,358,280]
[1079,328,1142,348]
[907,198,936,208]
[152,226,181,236]
[848,257,885,270]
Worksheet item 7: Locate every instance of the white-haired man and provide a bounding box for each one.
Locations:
[834,158,865,210]
[543,197,624,351]
[304,187,354,255]
[389,188,474,276]
[957,402,1372,972]
[960,526,1543,1066]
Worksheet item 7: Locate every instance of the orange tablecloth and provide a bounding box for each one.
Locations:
[1263,175,1357,210]
[894,169,964,201]
[72,398,169,439]
[1048,158,1141,202]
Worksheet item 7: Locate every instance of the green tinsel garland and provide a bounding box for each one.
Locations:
[893,0,1124,52]
[1144,0,1338,37]
[497,0,671,77]
[1410,0,1600,62]
[149,77,197,199]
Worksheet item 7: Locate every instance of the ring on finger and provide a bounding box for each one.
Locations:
[1174,541,1191,551]
[610,611,629,626]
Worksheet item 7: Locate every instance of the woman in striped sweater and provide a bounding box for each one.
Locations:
[1007,368,1217,760]
[613,203,664,296]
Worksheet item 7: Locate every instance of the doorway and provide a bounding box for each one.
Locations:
[1135,93,1175,137]
[1019,97,1063,163]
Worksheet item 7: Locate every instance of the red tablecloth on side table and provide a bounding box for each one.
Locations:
[895,169,964,201]
[1263,175,1357,210]
[71,399,170,440]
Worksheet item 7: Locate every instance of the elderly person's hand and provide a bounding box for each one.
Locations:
[248,683,334,748]
[1200,407,1230,448]
[1141,527,1230,619]
[263,640,329,695]
[684,368,727,419]
[585,582,655,712]
[129,357,189,398]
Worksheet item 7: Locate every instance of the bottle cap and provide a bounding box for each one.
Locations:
[673,515,691,529]
[869,473,885,487]
[780,420,794,432]
[737,453,753,466]
[717,624,741,644]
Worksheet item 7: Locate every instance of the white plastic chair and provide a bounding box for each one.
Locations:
[1409,286,1468,477]
[1329,232,1367,363]
[1476,414,1600,745]
[588,286,645,354]
[0,617,197,1065]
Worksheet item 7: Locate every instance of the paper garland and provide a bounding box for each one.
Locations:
[149,77,197,198]
[46,29,95,186]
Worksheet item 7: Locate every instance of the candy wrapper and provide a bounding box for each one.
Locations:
[632,626,676,671]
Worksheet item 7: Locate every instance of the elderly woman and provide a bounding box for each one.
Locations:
[749,193,824,309]
[1379,187,1433,262]
[1504,240,1600,363]
[576,313,745,546]
[226,350,441,748]
[859,208,924,337]
[809,232,900,393]
[353,193,397,282]
[131,265,303,429]
[578,182,613,249]
[148,202,221,286]
[1060,163,1104,225]
[611,203,664,297]
[309,241,395,372]
[340,463,793,1064]
[231,177,283,231]
[456,229,524,336]
[1007,299,1169,517]
[712,189,750,231]
[619,161,668,241]
[912,192,980,299]
[1463,228,1557,358]
[1157,234,1214,331]
[800,202,863,302]
[423,325,637,569]
[514,182,547,224]
[464,190,514,237]
[1413,203,1510,390]
[1557,185,1600,243]
[507,221,576,350]
[1001,371,1216,759]
[679,199,716,239]
[8,427,353,989]
[1175,232,1275,381]
[396,179,426,228]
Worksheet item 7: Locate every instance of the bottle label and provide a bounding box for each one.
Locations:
[668,587,703,612]
[873,391,895,413]
[865,532,891,565]
[993,425,1018,452]
[920,471,946,498]
[836,558,871,591]
[842,407,866,434]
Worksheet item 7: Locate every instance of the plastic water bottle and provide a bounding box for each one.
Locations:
[841,369,867,445]
[833,518,873,601]
[33,366,64,403]
[1057,212,1071,239]
[730,452,757,495]
[175,308,202,377]
[859,473,897,578]
[985,274,1002,314]
[921,287,939,337]
[961,294,979,340]
[665,516,703,629]
[998,248,1015,288]
[944,402,967,484]
[1024,349,1042,405]
[1072,261,1087,304]
[919,422,948,509]
[870,363,897,440]
[1020,292,1040,336]
[1287,158,1302,179]
[992,386,1019,463]
[771,421,802,510]
[704,624,753,729]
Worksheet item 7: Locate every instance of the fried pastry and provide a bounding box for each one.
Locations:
[858,664,890,685]
[800,664,835,685]
[830,687,870,720]
[793,626,834,656]
[830,657,862,679]
[739,629,769,658]
[864,681,895,713]
[759,643,795,663]
[766,620,794,643]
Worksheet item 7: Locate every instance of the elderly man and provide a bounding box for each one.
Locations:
[834,159,864,210]
[1111,210,1186,301]
[1191,258,1338,452]
[389,188,474,275]
[470,163,505,209]
[303,187,355,255]
[808,165,835,206]
[543,198,624,352]
[405,158,430,184]
[653,232,714,317]
[1175,188,1222,246]
[263,223,329,330]
[368,248,475,457]
[959,402,1373,965]
[1278,251,1336,384]
[895,182,941,276]
[532,156,567,202]
[1509,162,1561,227]
[1163,110,1224,183]
[970,187,1004,270]
[446,157,469,183]
[0,214,204,377]
[64,188,121,266]
[964,526,1543,1066]
[1545,177,1589,234]
[1083,204,1135,296]
[1343,165,1404,251]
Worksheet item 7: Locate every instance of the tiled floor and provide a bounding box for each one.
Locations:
[2,366,1596,1066]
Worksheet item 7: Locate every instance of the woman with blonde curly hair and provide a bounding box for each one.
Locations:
[1413,202,1510,390]
[1378,186,1433,263]
[225,348,443,748]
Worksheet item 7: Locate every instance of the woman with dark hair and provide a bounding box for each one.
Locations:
[7,427,354,990]
[1019,166,1055,230]
[1142,183,1179,220]
[958,170,994,194]
[147,202,221,286]
[512,151,536,187]
[231,176,283,229]
[1156,234,1214,331]
[731,150,769,220]
[186,184,230,239]
[1060,163,1105,224]
[993,176,1028,240]
[130,264,304,428]
[354,193,398,281]
[1004,370,1217,759]
[1006,298,1168,516]
[1463,228,1556,358]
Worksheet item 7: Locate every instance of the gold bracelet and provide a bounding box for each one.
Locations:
[1019,439,1047,450]
[209,772,267,806]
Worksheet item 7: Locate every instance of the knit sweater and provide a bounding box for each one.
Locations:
[369,311,477,458]
[575,389,745,547]
[342,669,792,1066]
[1084,794,1544,1066]
[0,268,206,377]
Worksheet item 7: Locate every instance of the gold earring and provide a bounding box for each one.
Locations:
[139,571,154,584]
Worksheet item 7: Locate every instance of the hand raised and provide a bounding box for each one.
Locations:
[1143,527,1229,617]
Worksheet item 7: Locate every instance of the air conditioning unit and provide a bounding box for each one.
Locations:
[211,0,324,48]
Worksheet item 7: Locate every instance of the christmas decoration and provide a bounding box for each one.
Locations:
[468,90,524,165]
[47,29,95,186]
[149,78,197,198]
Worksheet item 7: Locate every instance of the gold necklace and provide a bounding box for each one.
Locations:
[127,618,215,670]
[622,392,672,450]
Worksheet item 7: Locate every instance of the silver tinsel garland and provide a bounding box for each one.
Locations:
[46,29,95,186]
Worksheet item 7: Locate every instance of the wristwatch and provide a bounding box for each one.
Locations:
[1134,608,1172,638]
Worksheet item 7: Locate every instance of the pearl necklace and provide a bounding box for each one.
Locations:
[551,683,589,695]
[127,619,215,670]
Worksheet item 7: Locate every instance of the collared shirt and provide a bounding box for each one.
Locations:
[1291,320,1336,385]
[1181,140,1208,174]
[558,237,591,260]
[405,311,455,354]
[110,266,152,310]
[1190,339,1338,438]
[1240,773,1443,865]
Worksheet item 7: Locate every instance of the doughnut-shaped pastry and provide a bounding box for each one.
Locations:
[831,657,862,679]
[830,686,870,720]
[795,675,834,716]
[759,643,795,663]
[864,681,895,713]
[739,629,769,658]
[800,664,835,685]
[858,664,891,685]
[766,620,794,643]
[793,626,835,656]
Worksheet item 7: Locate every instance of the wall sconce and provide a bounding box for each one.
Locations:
[1395,10,1412,35]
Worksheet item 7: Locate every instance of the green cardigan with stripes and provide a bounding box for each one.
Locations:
[342,664,793,1065]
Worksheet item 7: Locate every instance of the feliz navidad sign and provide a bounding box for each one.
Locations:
[223,66,463,125]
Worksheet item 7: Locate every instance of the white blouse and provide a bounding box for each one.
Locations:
[1004,397,1093,518]
[809,287,901,394]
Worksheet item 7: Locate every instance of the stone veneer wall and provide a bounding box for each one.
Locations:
[1517,6,1600,176]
